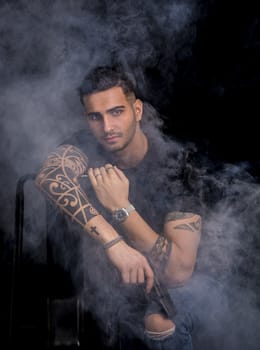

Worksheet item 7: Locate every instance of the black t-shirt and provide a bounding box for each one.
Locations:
[65,128,202,232]
[45,128,205,317]
[43,128,218,343]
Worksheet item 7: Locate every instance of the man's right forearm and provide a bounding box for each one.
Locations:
[35,144,155,293]
[35,144,120,244]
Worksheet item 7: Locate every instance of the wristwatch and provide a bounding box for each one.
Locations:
[112,204,135,223]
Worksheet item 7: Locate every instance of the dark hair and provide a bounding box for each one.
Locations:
[78,66,136,104]
[78,66,137,105]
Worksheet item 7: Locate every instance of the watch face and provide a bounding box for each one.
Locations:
[113,208,128,223]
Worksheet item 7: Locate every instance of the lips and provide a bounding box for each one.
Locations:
[103,135,120,143]
[104,138,118,144]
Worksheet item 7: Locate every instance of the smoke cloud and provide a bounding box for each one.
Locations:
[0,1,259,349]
[0,0,199,233]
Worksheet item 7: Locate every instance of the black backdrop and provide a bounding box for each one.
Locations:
[0,0,259,349]
[146,0,259,165]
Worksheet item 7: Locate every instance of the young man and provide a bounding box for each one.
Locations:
[35,66,202,349]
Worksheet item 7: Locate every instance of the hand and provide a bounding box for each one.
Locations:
[106,239,154,293]
[88,164,130,212]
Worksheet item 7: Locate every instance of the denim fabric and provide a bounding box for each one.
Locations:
[143,273,226,350]
[144,313,193,350]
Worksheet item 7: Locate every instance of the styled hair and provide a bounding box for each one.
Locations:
[78,65,137,104]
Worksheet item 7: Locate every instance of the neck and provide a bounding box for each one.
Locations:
[111,130,148,169]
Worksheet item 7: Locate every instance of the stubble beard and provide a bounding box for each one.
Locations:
[104,124,137,155]
[103,111,138,155]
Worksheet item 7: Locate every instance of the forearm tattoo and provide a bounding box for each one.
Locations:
[90,226,100,236]
[35,144,99,229]
[165,211,201,233]
[147,235,172,274]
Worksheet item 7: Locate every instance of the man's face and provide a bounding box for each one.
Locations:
[83,86,143,153]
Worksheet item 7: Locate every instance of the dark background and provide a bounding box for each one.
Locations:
[0,0,259,349]
[146,0,259,165]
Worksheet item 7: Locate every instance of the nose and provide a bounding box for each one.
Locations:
[103,115,114,133]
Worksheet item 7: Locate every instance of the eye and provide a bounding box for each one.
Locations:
[88,113,102,121]
[110,109,123,117]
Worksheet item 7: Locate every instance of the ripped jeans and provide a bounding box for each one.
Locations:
[144,290,193,350]
[143,273,227,350]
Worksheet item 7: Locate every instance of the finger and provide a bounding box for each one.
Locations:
[105,163,114,172]
[99,166,109,179]
[93,167,103,182]
[122,271,130,285]
[130,268,138,284]
[88,168,97,186]
[114,166,128,182]
[137,267,145,285]
[100,166,116,180]
[101,165,120,185]
[144,265,154,293]
[104,164,119,180]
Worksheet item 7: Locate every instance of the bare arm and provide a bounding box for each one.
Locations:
[88,164,201,285]
[163,212,201,284]
[35,145,154,292]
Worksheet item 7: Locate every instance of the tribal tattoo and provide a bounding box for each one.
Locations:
[147,235,172,274]
[35,144,99,229]
[165,211,201,233]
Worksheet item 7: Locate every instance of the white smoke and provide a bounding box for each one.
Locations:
[0,1,259,349]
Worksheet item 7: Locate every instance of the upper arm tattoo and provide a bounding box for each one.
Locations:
[35,144,99,229]
[165,211,201,233]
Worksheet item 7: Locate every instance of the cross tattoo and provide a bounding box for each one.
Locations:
[90,226,100,236]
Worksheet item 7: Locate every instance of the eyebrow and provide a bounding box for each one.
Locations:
[107,105,125,113]
[87,105,125,117]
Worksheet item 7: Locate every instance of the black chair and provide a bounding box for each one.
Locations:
[9,174,83,349]
[9,174,147,350]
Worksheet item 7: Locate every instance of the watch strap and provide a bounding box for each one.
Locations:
[125,204,135,215]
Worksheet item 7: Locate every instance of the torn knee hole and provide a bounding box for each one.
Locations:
[144,313,175,340]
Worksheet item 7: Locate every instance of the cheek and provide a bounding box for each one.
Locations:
[125,120,137,138]
[88,123,102,137]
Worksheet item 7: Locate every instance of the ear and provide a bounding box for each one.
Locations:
[134,99,143,121]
